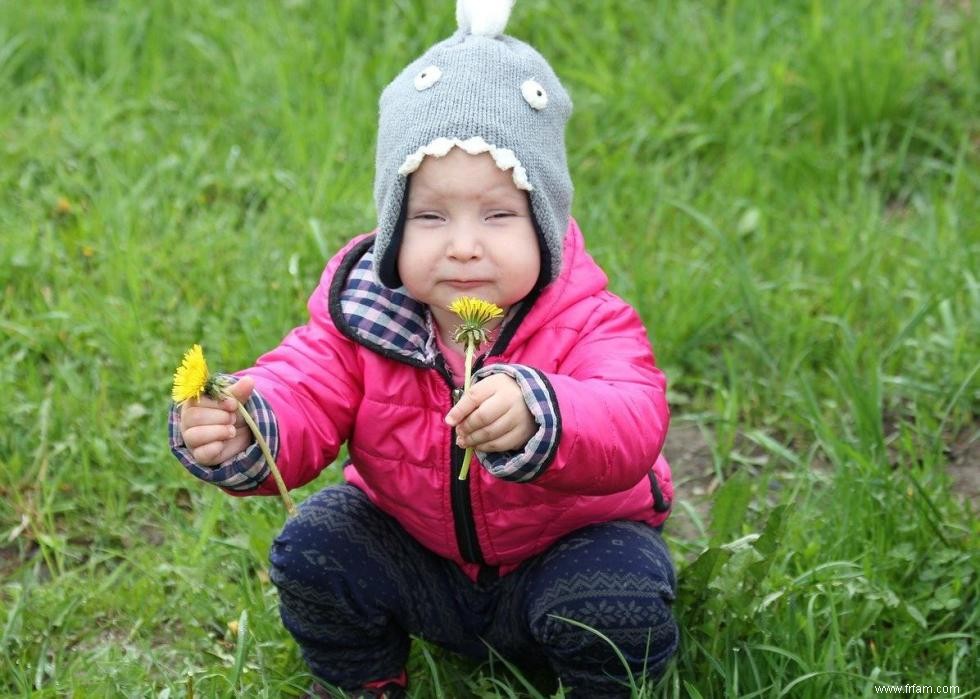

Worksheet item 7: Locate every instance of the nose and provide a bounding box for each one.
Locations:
[446,225,483,261]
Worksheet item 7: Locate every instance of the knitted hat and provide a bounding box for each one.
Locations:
[373,0,573,289]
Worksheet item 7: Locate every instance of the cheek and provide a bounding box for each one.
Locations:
[497,233,541,295]
[396,251,419,288]
[518,229,542,278]
[396,234,434,289]
[512,257,541,293]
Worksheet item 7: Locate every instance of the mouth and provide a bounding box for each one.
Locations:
[445,279,490,289]
[398,136,532,191]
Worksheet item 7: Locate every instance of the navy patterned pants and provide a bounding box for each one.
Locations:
[269,485,677,698]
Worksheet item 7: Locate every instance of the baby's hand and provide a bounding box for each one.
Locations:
[178,376,255,466]
[445,374,535,453]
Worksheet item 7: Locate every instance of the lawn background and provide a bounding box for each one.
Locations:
[1,0,977,696]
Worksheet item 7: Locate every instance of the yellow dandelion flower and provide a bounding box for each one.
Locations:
[447,297,504,481]
[449,297,504,347]
[171,344,210,404]
[168,343,297,517]
[54,196,72,215]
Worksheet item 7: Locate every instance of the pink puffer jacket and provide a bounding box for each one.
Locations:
[236,218,672,580]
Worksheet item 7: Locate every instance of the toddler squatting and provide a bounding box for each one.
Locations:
[170,2,678,697]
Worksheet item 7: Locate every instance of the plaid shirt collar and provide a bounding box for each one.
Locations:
[334,241,439,366]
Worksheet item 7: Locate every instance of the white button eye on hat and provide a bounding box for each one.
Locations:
[521,79,548,110]
[414,65,443,91]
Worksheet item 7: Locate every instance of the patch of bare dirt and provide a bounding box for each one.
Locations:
[947,426,979,512]
[660,421,823,550]
[660,422,716,545]
[0,542,24,578]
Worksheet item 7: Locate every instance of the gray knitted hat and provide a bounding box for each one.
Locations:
[373,0,573,289]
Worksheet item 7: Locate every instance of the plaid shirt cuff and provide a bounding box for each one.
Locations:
[471,363,560,483]
[168,375,279,492]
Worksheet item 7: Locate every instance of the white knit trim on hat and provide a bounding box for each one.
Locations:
[396,136,533,191]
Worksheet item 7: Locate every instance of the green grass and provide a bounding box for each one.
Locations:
[1,0,977,695]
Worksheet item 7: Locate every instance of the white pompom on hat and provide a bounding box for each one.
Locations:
[456,0,516,37]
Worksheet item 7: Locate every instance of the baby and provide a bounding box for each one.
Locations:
[170,2,677,696]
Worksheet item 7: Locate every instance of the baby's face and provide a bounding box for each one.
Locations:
[398,148,540,330]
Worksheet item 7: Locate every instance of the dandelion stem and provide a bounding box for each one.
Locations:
[458,341,475,481]
[233,399,296,517]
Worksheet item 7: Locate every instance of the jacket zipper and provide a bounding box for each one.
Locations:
[438,357,485,566]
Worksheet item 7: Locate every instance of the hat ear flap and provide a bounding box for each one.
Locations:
[376,180,410,289]
[529,197,552,292]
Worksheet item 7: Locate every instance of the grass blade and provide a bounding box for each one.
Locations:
[230,609,250,688]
